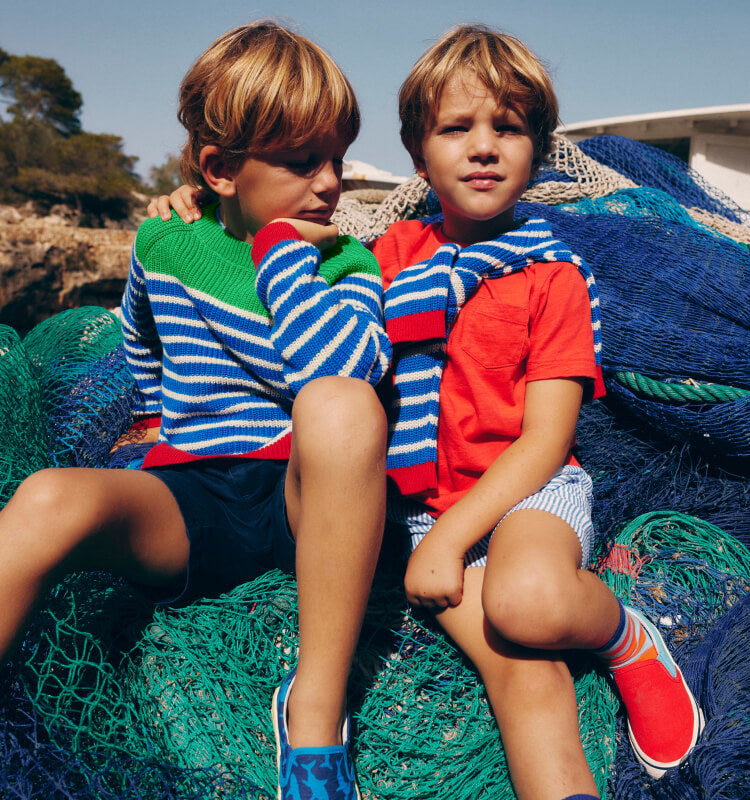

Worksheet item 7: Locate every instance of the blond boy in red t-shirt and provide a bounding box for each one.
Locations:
[371,24,703,800]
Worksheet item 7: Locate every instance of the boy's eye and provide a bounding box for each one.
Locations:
[286,156,318,171]
[438,125,467,135]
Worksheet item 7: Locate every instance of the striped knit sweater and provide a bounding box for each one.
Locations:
[121,206,391,468]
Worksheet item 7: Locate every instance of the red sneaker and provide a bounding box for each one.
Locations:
[612,607,704,779]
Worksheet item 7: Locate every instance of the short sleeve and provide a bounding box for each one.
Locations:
[526,262,598,384]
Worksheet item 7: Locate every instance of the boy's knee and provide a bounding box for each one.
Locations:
[5,469,97,573]
[482,571,574,648]
[292,377,386,456]
[13,468,72,517]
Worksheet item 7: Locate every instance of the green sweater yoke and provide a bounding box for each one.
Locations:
[134,203,380,318]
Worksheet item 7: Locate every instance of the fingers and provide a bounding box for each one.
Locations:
[146,185,203,223]
[147,195,177,221]
[274,218,339,251]
[406,588,463,610]
[170,186,203,222]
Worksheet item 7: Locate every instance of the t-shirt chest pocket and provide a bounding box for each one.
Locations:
[455,303,530,369]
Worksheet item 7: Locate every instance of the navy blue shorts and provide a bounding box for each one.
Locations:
[145,458,295,605]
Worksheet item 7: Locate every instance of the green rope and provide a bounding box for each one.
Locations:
[614,371,750,404]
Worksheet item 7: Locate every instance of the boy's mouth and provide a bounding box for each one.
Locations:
[462,172,502,188]
[297,208,334,224]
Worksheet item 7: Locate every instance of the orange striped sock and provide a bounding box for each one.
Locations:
[595,601,657,671]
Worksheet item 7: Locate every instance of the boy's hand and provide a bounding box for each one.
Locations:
[275,218,339,251]
[147,184,204,223]
[404,532,465,609]
[109,423,160,453]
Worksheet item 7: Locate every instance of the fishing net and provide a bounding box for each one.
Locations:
[575,401,750,550]
[22,306,136,468]
[0,561,618,800]
[576,135,750,227]
[3,511,748,800]
[2,133,750,799]
[513,201,750,466]
[595,512,750,799]
[554,186,740,244]
[0,325,50,508]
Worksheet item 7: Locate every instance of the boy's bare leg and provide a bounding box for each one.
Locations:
[480,510,620,653]
[0,467,190,661]
[283,376,386,748]
[436,568,600,800]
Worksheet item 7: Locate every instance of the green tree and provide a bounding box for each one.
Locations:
[0,47,142,221]
[12,131,140,218]
[148,153,183,195]
[0,51,82,136]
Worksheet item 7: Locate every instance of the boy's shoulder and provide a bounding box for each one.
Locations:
[373,219,440,286]
[134,209,207,264]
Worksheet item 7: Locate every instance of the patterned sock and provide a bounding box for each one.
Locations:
[594,599,657,671]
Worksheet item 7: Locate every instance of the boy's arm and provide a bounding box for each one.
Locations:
[404,377,583,609]
[251,222,392,394]
[120,244,164,424]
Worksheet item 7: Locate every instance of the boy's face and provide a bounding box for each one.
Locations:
[225,132,347,243]
[415,71,535,243]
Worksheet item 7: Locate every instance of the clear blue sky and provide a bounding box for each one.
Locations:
[3,0,749,181]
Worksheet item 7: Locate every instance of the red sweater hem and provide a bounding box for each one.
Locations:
[141,433,292,469]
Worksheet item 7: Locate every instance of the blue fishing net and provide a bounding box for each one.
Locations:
[2,132,750,799]
[22,306,136,468]
[515,202,750,466]
[554,186,739,244]
[575,401,750,551]
[577,135,750,225]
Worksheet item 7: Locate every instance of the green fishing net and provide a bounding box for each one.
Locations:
[11,507,749,800]
[596,511,750,648]
[22,306,135,467]
[11,563,618,800]
[0,324,50,508]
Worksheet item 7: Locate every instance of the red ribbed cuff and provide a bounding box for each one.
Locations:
[141,434,292,470]
[386,309,445,344]
[251,222,302,264]
[386,462,437,496]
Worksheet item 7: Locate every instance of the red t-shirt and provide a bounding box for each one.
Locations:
[372,219,601,515]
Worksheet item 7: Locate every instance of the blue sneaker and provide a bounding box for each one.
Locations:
[272,669,360,800]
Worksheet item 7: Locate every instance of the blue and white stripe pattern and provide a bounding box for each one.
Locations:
[121,217,391,460]
[384,218,601,490]
[387,465,594,568]
[255,239,392,393]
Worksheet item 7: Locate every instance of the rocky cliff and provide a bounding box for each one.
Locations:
[0,204,138,334]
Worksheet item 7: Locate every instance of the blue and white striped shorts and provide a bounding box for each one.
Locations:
[387,465,594,569]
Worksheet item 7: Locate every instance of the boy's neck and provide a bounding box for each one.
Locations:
[218,199,255,244]
[441,205,518,245]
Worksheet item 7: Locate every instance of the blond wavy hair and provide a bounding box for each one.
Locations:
[399,24,559,174]
[178,20,360,187]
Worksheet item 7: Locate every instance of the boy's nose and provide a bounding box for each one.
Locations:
[313,159,341,194]
[468,127,498,162]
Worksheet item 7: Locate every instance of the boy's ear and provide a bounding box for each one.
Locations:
[199,145,237,197]
[413,155,430,185]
